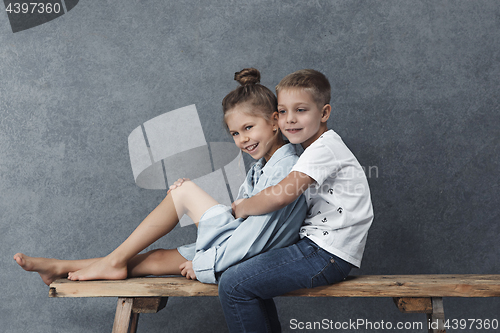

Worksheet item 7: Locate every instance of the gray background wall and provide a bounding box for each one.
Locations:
[1,0,499,332]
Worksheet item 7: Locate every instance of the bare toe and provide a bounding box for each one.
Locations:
[14,253,64,285]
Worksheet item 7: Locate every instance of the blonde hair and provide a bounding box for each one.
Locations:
[222,68,277,126]
[276,69,331,107]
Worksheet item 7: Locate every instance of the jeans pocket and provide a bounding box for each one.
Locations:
[311,257,349,288]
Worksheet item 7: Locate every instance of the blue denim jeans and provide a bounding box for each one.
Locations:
[218,237,352,332]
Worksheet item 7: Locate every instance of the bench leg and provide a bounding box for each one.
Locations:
[393,297,446,333]
[112,298,137,333]
[111,297,168,333]
[129,313,140,333]
[427,297,446,333]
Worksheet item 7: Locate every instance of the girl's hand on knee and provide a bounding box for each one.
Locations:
[180,260,197,280]
[167,178,190,193]
[231,198,248,219]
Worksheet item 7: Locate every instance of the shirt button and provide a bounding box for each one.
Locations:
[330,258,335,263]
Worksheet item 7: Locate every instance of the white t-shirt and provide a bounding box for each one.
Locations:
[291,129,373,267]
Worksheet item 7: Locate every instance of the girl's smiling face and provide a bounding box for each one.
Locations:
[225,103,282,162]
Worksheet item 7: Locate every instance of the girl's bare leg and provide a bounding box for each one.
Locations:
[13,253,101,285]
[127,249,186,277]
[14,248,186,285]
[67,181,218,281]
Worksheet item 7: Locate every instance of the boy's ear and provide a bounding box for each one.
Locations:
[321,104,331,123]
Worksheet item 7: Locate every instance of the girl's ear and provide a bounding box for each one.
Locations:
[272,111,279,132]
[321,104,331,123]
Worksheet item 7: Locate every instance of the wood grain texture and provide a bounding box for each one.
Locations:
[393,297,433,313]
[131,297,168,313]
[112,298,134,333]
[49,275,500,298]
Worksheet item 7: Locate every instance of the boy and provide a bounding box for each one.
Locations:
[219,69,374,332]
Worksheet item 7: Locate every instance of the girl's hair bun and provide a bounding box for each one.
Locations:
[234,68,261,86]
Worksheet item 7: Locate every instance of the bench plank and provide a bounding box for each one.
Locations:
[50,277,218,297]
[49,274,500,298]
[285,275,500,297]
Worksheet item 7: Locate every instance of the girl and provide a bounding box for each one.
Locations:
[14,68,307,285]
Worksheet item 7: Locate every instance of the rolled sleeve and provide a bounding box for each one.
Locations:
[192,247,218,284]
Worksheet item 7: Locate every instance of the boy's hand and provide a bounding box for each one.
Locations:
[179,261,197,280]
[231,198,248,219]
[167,178,190,194]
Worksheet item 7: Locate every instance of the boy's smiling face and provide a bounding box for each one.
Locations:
[277,88,331,149]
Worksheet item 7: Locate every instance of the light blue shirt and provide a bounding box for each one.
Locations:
[178,143,307,284]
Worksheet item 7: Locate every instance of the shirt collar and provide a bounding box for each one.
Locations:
[254,143,297,170]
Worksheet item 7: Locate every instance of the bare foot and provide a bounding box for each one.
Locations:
[13,253,66,286]
[67,256,127,281]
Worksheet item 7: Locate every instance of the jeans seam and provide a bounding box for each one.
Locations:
[298,243,322,259]
[259,301,273,333]
[310,259,332,288]
[223,288,245,332]
[332,259,350,278]
[297,242,324,288]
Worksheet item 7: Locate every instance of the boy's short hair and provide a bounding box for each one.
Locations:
[276,69,331,107]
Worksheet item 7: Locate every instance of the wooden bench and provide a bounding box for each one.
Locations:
[49,274,500,333]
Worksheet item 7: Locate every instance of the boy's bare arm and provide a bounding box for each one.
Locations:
[233,171,315,219]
